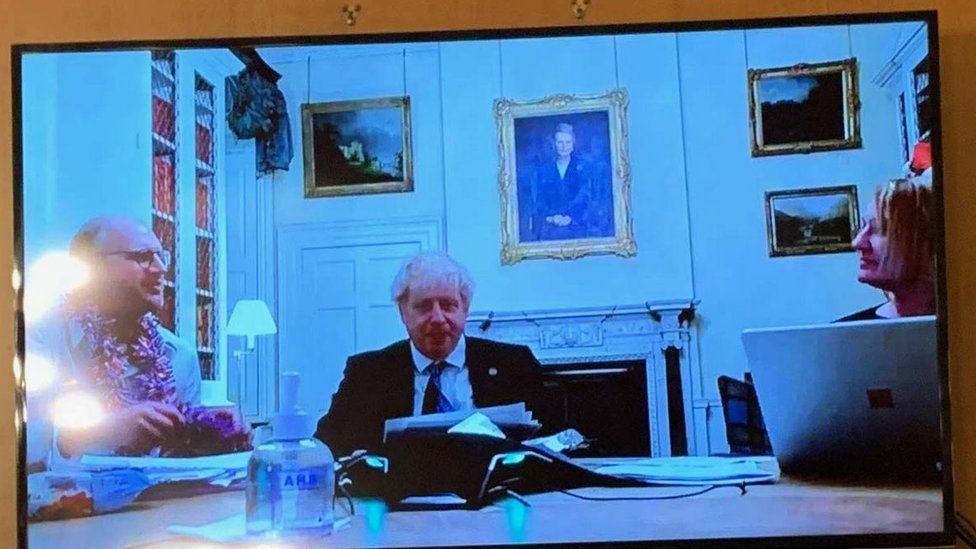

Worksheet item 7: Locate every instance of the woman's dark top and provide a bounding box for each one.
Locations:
[835,304,886,322]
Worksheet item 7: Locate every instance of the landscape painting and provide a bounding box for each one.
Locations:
[748,59,861,156]
[301,97,413,198]
[765,185,860,257]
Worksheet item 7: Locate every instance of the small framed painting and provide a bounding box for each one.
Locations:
[765,185,860,257]
[301,96,413,198]
[748,58,861,157]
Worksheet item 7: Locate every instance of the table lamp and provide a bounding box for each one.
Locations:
[226,299,277,418]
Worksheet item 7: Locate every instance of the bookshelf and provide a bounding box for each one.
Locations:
[195,74,218,380]
[150,50,179,332]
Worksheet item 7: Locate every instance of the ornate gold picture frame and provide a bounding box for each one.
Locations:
[494,89,635,265]
[301,96,413,198]
[748,58,861,157]
[764,185,860,257]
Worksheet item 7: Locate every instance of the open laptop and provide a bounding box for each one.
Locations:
[741,316,943,479]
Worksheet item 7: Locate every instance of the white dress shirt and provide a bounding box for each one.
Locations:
[410,335,474,415]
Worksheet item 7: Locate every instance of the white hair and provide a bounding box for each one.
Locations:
[391,252,474,308]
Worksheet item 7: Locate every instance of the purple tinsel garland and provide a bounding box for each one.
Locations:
[77,307,251,456]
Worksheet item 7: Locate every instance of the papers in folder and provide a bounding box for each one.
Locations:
[383,403,541,441]
[590,455,780,486]
[80,451,251,470]
[74,451,252,486]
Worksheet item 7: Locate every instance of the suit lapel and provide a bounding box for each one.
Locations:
[389,341,416,417]
[465,337,497,408]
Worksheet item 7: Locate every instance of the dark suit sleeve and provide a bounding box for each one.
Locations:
[314,355,381,457]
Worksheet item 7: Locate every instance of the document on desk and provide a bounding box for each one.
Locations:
[590,456,780,486]
[79,451,252,470]
[72,452,252,486]
[383,403,540,441]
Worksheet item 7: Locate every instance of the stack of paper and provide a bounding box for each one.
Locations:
[588,455,780,486]
[383,403,540,441]
[73,451,252,487]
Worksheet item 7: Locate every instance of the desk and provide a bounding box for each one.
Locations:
[28,478,944,548]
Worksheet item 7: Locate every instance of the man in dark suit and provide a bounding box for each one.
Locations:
[314,252,548,458]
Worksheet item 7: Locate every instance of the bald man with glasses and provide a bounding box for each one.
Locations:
[26,216,202,468]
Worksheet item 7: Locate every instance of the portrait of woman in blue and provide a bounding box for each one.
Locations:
[516,115,615,243]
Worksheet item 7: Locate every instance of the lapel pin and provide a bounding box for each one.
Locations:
[488,367,498,377]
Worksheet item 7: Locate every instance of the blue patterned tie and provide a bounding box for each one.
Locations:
[422,361,454,414]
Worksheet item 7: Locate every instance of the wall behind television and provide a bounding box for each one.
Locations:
[2,0,975,544]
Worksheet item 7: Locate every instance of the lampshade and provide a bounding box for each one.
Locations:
[227,299,278,336]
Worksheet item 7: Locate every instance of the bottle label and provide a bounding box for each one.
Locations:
[279,471,323,491]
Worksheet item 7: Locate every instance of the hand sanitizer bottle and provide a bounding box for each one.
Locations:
[246,372,335,538]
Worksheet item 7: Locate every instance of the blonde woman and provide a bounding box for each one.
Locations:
[840,178,936,320]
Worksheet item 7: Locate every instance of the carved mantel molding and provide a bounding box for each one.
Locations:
[465,299,706,456]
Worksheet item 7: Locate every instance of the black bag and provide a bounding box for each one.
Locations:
[344,430,644,509]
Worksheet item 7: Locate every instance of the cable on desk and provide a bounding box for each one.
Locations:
[333,452,367,518]
[957,511,976,548]
[336,478,356,517]
[555,482,746,502]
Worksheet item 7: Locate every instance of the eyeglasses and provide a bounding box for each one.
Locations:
[101,249,171,269]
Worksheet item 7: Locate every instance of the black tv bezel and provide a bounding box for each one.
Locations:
[10,9,952,549]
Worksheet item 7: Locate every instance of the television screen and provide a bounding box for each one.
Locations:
[15,10,952,548]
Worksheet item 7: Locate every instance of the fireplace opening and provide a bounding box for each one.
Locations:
[665,345,688,456]
[537,359,650,457]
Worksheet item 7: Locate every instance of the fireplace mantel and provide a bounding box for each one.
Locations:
[465,300,715,456]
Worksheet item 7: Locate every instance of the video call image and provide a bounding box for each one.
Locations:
[16,13,951,549]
